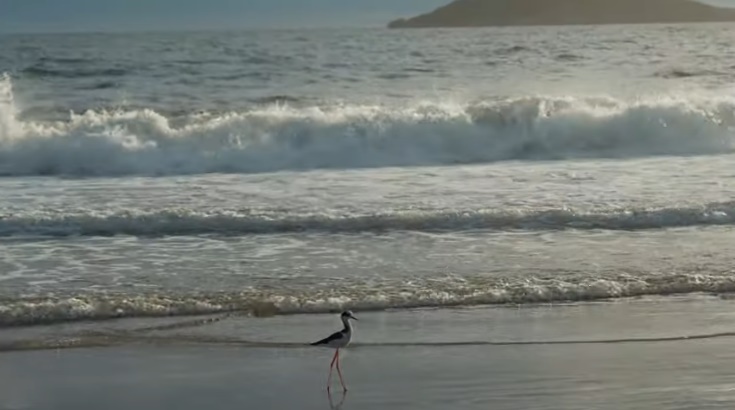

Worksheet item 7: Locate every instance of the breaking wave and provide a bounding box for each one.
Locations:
[1,202,735,237]
[1,74,734,177]
[2,271,735,327]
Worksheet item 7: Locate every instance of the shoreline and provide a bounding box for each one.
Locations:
[3,293,735,353]
[4,296,735,409]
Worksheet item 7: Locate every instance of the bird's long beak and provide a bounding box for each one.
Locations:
[351,315,359,321]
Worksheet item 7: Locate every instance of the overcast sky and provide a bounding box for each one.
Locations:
[2,0,734,33]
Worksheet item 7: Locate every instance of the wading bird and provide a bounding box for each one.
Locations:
[311,310,358,392]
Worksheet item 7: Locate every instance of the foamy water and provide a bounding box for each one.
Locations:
[2,77,735,176]
[1,24,735,328]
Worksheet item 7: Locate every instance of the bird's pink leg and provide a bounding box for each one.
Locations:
[335,350,347,392]
[327,349,339,391]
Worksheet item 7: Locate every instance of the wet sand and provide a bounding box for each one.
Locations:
[3,295,735,409]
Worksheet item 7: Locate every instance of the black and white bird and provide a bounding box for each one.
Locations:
[310,310,358,392]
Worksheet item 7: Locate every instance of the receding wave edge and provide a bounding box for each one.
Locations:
[2,272,735,327]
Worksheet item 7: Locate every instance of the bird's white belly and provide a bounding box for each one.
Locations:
[326,332,352,349]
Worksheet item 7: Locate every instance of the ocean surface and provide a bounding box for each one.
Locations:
[1,23,735,332]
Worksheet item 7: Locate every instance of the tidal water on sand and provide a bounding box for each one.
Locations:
[2,23,735,409]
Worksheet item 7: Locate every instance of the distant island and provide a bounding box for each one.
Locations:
[388,0,735,28]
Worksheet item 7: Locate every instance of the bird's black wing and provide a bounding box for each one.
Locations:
[310,330,345,346]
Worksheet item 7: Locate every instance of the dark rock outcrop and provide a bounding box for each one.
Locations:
[388,0,735,28]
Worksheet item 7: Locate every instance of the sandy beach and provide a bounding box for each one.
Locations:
[3,295,735,410]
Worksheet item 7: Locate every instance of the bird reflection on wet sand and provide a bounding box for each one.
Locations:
[327,389,348,410]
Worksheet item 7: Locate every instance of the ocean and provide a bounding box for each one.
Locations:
[1,23,735,331]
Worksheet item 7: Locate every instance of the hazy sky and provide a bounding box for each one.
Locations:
[1,0,449,33]
[2,0,735,33]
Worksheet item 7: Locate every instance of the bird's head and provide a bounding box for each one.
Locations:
[341,310,358,321]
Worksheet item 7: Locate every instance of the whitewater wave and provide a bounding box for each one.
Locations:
[1,74,734,176]
[3,272,735,327]
[1,202,734,237]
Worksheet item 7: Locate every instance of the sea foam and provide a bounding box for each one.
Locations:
[2,271,734,327]
[1,202,734,237]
